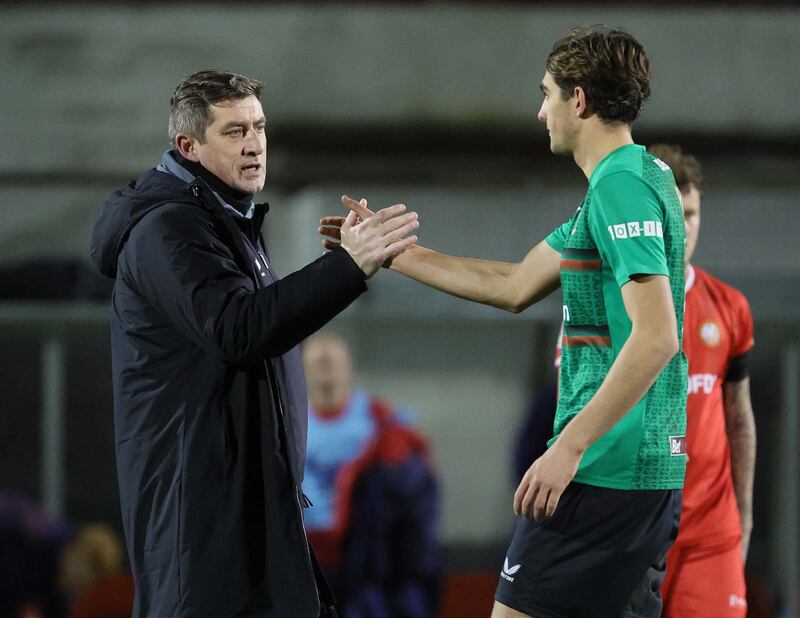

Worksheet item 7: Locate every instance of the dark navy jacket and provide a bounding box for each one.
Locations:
[90,163,366,617]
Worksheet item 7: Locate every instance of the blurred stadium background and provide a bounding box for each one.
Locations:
[1,1,798,616]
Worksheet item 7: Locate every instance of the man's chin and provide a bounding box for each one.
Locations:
[236,180,265,194]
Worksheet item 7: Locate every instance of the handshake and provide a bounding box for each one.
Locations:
[318,195,419,278]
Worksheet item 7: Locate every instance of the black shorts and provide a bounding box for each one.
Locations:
[495,482,681,618]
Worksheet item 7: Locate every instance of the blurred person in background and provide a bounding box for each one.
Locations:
[0,493,69,617]
[512,381,558,485]
[648,144,756,617]
[58,523,134,618]
[89,70,419,617]
[302,333,441,618]
[324,26,687,618]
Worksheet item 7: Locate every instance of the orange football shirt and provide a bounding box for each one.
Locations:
[678,264,754,546]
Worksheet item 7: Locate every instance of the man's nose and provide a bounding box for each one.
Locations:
[537,104,546,123]
[243,130,264,156]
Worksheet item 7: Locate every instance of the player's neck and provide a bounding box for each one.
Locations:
[573,122,634,180]
[685,263,696,293]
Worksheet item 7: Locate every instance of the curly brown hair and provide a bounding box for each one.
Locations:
[547,26,650,124]
[648,144,704,193]
[168,70,263,145]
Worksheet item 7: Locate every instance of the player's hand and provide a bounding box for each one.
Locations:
[513,437,583,521]
[337,200,418,278]
[320,196,414,268]
[318,196,373,250]
[319,197,373,250]
[342,195,374,219]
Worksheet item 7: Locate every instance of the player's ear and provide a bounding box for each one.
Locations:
[574,86,589,118]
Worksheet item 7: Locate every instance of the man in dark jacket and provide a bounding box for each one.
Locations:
[90,70,419,618]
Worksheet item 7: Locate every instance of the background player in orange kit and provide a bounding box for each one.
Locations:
[649,144,757,617]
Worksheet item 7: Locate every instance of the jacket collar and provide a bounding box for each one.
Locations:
[157,150,268,220]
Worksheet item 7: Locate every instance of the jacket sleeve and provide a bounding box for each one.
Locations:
[120,203,367,364]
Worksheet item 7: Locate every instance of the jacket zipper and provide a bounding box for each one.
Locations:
[250,211,319,610]
[193,181,320,611]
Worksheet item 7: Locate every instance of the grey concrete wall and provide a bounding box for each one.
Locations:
[1,5,799,175]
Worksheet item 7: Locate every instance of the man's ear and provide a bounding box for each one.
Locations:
[175,134,200,161]
[574,86,589,119]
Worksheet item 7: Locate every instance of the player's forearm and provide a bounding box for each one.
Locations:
[724,379,756,530]
[558,325,678,453]
[389,245,522,312]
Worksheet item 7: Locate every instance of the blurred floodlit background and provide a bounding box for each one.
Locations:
[1,2,799,616]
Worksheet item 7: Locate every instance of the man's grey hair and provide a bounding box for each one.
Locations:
[168,70,263,145]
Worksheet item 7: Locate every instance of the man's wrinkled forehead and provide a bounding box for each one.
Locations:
[207,96,265,125]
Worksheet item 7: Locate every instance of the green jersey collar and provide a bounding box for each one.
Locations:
[588,144,645,189]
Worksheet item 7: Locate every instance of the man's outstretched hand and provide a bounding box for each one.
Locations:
[326,197,417,278]
[320,196,415,272]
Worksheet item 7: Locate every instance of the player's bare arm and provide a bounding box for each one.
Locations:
[723,376,756,561]
[383,240,561,313]
[319,196,561,312]
[514,274,679,521]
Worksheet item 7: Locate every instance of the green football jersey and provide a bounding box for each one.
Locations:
[545,144,688,490]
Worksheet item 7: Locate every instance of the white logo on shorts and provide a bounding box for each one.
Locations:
[729,594,747,608]
[500,557,522,582]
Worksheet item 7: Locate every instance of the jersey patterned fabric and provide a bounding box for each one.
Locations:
[662,265,754,617]
[545,144,688,490]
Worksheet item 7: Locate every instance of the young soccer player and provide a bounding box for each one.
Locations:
[322,27,687,617]
[649,144,756,617]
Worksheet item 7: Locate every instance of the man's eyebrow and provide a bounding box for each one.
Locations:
[219,117,267,131]
[219,121,244,132]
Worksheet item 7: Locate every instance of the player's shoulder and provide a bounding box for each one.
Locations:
[591,170,658,207]
[591,147,664,197]
[592,144,668,184]
[695,266,745,298]
[694,266,751,311]
[589,170,663,225]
